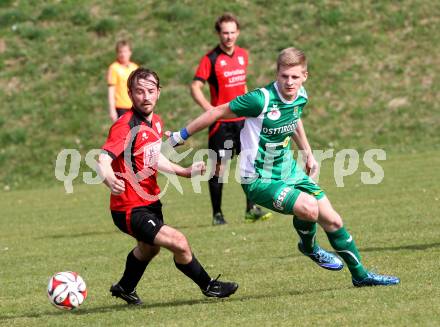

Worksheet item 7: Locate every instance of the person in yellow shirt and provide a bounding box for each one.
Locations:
[107,40,139,122]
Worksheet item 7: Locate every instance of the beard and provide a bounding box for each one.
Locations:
[133,102,154,117]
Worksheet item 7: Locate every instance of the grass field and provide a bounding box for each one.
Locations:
[1,151,439,326]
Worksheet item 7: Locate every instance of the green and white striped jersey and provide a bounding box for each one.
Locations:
[229,81,308,180]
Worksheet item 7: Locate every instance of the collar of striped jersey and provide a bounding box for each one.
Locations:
[132,107,152,127]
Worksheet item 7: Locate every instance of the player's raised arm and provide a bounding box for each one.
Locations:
[187,103,237,134]
[167,103,237,146]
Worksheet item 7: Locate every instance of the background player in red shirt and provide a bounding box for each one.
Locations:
[98,68,238,305]
[191,13,271,225]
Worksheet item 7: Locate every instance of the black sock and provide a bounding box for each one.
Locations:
[209,175,223,215]
[174,254,211,290]
[246,197,255,212]
[118,249,150,292]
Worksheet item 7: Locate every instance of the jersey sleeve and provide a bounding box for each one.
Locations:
[102,120,129,159]
[229,89,265,117]
[193,55,211,82]
[107,64,117,86]
[297,86,308,118]
[153,114,164,138]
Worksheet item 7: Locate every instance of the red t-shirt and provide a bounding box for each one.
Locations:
[194,45,248,122]
[102,109,163,211]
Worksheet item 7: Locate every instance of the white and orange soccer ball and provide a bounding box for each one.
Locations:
[47,271,87,310]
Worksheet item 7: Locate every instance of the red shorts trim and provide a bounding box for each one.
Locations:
[208,121,221,138]
[125,208,133,235]
[217,117,245,123]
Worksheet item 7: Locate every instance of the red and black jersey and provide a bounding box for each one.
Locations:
[102,109,163,211]
[194,45,248,122]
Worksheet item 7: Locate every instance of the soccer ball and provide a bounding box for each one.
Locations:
[47,271,87,310]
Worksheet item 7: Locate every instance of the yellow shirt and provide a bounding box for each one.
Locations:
[107,61,138,109]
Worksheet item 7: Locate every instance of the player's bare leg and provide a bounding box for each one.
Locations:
[135,241,161,261]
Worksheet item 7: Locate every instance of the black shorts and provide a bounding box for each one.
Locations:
[208,120,244,161]
[111,201,164,245]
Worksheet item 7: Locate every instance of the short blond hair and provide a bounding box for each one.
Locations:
[115,40,131,52]
[277,47,307,71]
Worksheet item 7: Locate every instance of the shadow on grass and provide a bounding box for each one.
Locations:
[173,223,213,229]
[0,303,128,321]
[36,230,118,239]
[0,285,348,320]
[359,241,440,252]
[36,224,216,239]
[276,241,440,260]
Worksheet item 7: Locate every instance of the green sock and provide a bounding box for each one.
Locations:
[326,227,368,280]
[292,216,318,253]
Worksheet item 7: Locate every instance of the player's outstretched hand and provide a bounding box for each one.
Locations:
[165,130,185,147]
[109,177,125,195]
[305,154,319,180]
[190,161,206,177]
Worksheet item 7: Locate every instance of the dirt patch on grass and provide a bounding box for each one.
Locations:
[0,39,5,53]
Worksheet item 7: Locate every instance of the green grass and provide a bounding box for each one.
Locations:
[1,151,439,326]
[0,0,439,190]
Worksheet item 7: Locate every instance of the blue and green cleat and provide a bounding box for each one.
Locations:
[352,271,400,287]
[298,242,344,271]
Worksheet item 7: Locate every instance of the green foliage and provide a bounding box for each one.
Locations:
[155,2,194,22]
[0,8,28,27]
[0,128,27,144]
[133,44,156,65]
[70,9,91,26]
[0,0,439,190]
[16,22,46,40]
[91,18,117,36]
[318,8,343,26]
[38,5,60,21]
[0,0,14,7]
